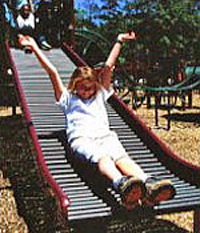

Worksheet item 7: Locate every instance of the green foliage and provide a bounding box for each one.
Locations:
[74,0,200,83]
[125,1,200,62]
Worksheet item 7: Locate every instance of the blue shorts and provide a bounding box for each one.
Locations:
[70,131,128,164]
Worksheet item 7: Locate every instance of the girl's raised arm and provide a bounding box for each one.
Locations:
[101,31,136,89]
[18,35,65,101]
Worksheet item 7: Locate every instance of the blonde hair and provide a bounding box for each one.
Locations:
[68,66,100,93]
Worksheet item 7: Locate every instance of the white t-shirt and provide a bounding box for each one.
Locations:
[17,13,35,29]
[57,87,114,141]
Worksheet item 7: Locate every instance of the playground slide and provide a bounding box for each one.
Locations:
[6,43,200,225]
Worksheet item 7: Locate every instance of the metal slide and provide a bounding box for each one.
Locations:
[9,47,200,226]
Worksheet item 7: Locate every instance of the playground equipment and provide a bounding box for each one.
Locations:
[2,38,199,232]
[0,33,19,114]
[127,66,200,129]
[74,28,110,66]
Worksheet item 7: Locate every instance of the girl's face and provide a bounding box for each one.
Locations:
[75,79,97,100]
[22,5,30,18]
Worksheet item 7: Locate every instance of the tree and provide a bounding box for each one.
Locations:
[99,0,200,83]
[74,0,200,83]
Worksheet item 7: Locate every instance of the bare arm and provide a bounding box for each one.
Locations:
[18,35,64,101]
[101,31,136,89]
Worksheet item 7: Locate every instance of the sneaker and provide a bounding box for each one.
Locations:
[117,176,146,211]
[40,41,52,50]
[143,177,176,206]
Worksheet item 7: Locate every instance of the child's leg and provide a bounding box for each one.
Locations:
[71,136,146,210]
[115,157,175,205]
[97,156,123,181]
[97,156,145,210]
[115,157,148,182]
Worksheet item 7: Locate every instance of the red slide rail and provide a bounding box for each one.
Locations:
[5,41,70,215]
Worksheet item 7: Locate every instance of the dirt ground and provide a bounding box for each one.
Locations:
[0,91,199,232]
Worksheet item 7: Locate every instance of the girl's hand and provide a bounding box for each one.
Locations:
[117,31,136,42]
[18,35,37,51]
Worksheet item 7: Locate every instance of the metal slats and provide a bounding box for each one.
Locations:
[41,138,112,222]
[11,48,200,222]
[108,109,200,212]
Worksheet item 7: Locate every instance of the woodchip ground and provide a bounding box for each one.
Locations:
[134,91,200,232]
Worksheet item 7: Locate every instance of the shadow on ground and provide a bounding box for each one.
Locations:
[72,218,190,233]
[163,112,200,125]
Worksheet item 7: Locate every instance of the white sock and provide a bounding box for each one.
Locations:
[112,176,126,190]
